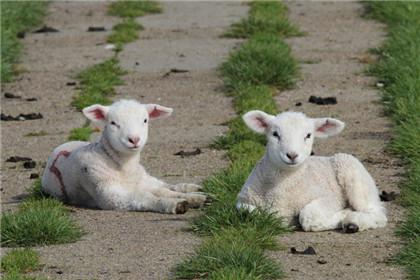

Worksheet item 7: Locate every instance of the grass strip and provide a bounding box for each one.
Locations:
[365,2,420,278]
[72,58,125,111]
[175,1,298,278]
[1,1,48,83]
[68,127,95,141]
[108,0,161,18]
[107,18,144,47]
[224,1,300,38]
[221,33,298,90]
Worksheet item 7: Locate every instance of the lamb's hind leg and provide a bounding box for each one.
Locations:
[336,154,387,232]
[299,197,348,232]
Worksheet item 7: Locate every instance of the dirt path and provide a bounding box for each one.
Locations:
[269,2,405,279]
[1,2,247,279]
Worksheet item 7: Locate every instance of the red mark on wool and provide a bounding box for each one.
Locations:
[49,150,71,200]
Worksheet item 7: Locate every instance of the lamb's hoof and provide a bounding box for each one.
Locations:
[175,201,189,214]
[343,223,359,234]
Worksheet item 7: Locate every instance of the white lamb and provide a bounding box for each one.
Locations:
[42,99,207,214]
[236,110,387,233]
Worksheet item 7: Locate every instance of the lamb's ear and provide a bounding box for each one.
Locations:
[146,104,173,120]
[82,104,109,124]
[243,110,274,134]
[313,118,345,138]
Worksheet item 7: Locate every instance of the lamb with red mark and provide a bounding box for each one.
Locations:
[42,99,207,213]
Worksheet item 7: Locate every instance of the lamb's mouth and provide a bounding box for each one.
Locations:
[281,158,298,166]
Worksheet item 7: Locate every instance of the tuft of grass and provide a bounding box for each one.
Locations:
[107,18,143,46]
[72,58,125,110]
[1,249,41,274]
[24,131,48,137]
[174,229,283,280]
[1,2,47,83]
[1,198,83,247]
[366,2,420,279]
[68,127,94,141]
[108,0,161,18]
[224,1,300,38]
[221,33,298,90]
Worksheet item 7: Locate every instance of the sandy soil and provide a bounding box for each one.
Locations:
[268,2,405,279]
[1,2,247,280]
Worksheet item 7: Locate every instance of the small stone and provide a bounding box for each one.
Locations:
[105,44,116,50]
[30,173,39,179]
[23,161,36,169]
[317,258,327,264]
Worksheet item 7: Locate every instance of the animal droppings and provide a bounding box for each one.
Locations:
[308,95,337,105]
[1,113,43,121]
[6,156,32,162]
[290,246,316,255]
[33,25,59,33]
[379,191,399,202]
[174,148,202,158]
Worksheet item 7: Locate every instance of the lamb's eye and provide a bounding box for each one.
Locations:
[144,118,148,124]
[272,131,280,139]
[305,133,312,140]
[110,121,119,128]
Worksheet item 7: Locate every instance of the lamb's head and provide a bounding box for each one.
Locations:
[243,110,345,168]
[83,99,172,154]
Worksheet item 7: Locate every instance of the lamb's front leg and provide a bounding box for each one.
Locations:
[168,183,202,193]
[90,183,189,214]
[299,197,348,232]
[150,187,207,208]
[143,175,206,207]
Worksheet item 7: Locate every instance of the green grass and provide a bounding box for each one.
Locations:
[1,249,41,274]
[225,1,300,38]
[68,127,94,141]
[1,198,83,247]
[72,58,125,110]
[108,0,161,18]
[174,1,298,278]
[221,33,298,90]
[365,2,420,279]
[1,1,47,83]
[175,229,283,280]
[107,18,144,46]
